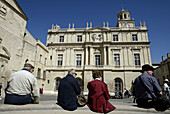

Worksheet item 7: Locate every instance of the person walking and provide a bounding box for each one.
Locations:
[164,79,170,100]
[87,71,116,113]
[4,63,40,105]
[57,69,81,111]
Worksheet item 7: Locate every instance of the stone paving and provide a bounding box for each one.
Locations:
[0,95,169,114]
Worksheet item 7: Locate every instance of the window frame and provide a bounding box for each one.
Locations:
[76,54,82,66]
[37,68,41,79]
[134,54,141,66]
[132,34,138,41]
[59,36,64,42]
[113,35,119,41]
[95,55,101,66]
[114,54,120,66]
[77,35,82,42]
[58,54,63,66]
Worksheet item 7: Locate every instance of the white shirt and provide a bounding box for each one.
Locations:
[164,83,169,92]
[6,70,40,97]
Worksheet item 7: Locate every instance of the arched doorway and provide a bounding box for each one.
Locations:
[114,78,123,93]
[55,77,61,91]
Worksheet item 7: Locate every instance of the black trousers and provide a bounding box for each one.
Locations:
[4,93,33,105]
[136,99,155,108]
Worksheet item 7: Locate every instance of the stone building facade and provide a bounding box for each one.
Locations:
[44,9,152,95]
[0,0,48,97]
[0,0,152,96]
[154,54,170,88]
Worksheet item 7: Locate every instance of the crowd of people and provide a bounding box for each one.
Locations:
[0,63,169,112]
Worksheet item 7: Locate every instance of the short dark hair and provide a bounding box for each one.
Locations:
[92,71,102,79]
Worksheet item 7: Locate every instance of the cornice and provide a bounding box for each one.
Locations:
[47,41,151,47]
[37,41,49,53]
[48,28,148,34]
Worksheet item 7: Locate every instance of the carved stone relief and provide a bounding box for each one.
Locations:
[92,33,103,42]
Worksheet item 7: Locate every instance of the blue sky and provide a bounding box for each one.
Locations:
[17,0,170,63]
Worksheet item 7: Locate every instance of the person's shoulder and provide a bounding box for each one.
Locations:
[149,75,157,80]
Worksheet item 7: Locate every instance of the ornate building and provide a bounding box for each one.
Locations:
[0,0,48,97]
[154,54,170,88]
[44,9,152,95]
[0,0,152,96]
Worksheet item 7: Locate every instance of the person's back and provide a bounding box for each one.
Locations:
[134,72,161,100]
[87,71,116,113]
[88,80,107,100]
[57,70,81,111]
[7,70,35,95]
[134,64,162,108]
[4,63,39,105]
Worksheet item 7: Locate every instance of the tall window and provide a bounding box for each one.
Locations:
[77,35,82,42]
[132,34,138,41]
[124,14,127,19]
[115,78,122,92]
[113,35,118,41]
[59,36,64,42]
[44,58,47,65]
[58,54,63,66]
[50,56,52,60]
[120,15,122,19]
[39,55,42,63]
[56,78,61,90]
[95,55,101,66]
[37,68,41,78]
[134,54,141,66]
[76,54,81,66]
[43,71,46,80]
[114,54,120,66]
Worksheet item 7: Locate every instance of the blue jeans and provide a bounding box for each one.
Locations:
[4,93,33,105]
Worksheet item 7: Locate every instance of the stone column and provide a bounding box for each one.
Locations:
[108,46,111,65]
[122,47,125,67]
[106,32,108,41]
[64,48,67,67]
[128,47,132,67]
[70,48,73,67]
[143,47,148,64]
[52,48,55,66]
[103,33,106,41]
[53,49,56,66]
[85,46,88,65]
[141,47,145,64]
[90,47,93,66]
[147,47,152,64]
[104,46,107,66]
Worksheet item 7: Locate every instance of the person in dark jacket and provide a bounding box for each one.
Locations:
[134,64,162,108]
[57,69,81,111]
[87,71,116,113]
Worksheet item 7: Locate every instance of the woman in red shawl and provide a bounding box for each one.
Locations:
[87,71,116,113]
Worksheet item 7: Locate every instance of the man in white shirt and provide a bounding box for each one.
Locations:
[164,79,170,100]
[4,63,40,105]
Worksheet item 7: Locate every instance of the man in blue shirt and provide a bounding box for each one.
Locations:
[134,64,162,108]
